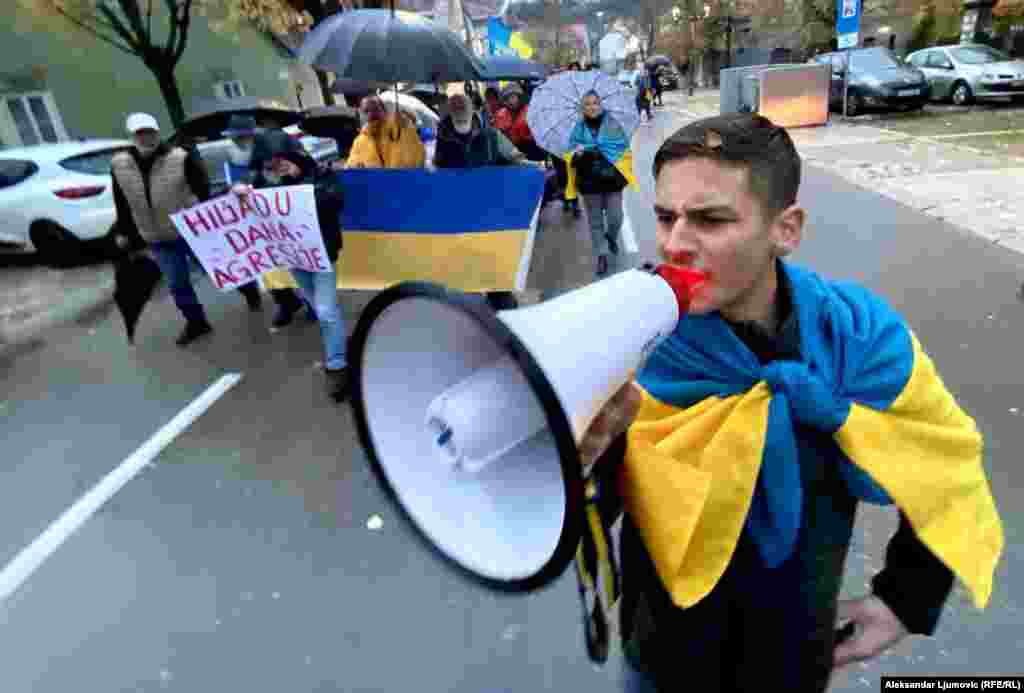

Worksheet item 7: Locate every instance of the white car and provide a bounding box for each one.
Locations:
[0,139,132,264]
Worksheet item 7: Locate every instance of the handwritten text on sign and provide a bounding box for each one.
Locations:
[170,185,329,291]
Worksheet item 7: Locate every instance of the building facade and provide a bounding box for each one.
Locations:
[1,8,324,149]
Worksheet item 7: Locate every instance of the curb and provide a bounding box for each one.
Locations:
[0,271,116,357]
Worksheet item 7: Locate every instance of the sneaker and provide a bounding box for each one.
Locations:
[176,320,212,347]
[325,367,350,402]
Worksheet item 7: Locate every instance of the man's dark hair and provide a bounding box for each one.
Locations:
[653,113,801,217]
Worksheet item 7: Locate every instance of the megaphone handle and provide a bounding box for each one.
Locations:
[574,476,620,664]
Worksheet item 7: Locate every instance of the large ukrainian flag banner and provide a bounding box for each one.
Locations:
[262,166,545,293]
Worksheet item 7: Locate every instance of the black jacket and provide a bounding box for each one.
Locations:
[434,114,513,169]
[253,150,343,265]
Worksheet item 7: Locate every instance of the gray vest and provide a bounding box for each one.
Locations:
[111,148,198,243]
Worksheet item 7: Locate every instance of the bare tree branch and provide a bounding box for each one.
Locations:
[116,0,148,42]
[147,0,154,43]
[164,0,181,61]
[97,3,143,50]
[173,0,194,63]
[53,5,140,57]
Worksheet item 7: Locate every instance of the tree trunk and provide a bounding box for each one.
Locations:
[150,64,186,129]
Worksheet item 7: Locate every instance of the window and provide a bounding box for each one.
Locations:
[5,92,66,146]
[908,51,929,67]
[949,45,1011,64]
[926,51,953,69]
[215,80,246,99]
[60,147,131,175]
[850,47,902,69]
[0,159,39,189]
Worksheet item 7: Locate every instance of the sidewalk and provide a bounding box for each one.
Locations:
[662,90,1024,257]
[0,260,115,355]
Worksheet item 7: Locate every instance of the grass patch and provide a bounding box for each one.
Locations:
[877,104,1024,137]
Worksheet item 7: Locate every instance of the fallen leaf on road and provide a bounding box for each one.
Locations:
[367,514,383,530]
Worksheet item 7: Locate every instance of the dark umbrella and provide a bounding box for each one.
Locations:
[175,97,302,143]
[331,77,389,96]
[299,105,362,160]
[113,253,162,344]
[298,8,487,84]
[481,55,550,81]
[644,54,674,69]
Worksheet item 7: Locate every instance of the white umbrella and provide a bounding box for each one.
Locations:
[526,70,639,157]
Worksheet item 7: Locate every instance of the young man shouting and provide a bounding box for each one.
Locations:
[579,113,1004,692]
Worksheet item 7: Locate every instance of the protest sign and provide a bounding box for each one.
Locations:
[170,185,329,292]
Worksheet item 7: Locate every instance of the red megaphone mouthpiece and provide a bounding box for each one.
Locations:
[651,263,708,316]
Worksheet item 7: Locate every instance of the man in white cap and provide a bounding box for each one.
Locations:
[111,112,261,346]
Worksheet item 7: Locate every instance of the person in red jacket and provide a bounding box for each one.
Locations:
[493,83,546,162]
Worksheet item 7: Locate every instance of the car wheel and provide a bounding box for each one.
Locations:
[29,221,84,269]
[844,93,863,117]
[951,81,973,106]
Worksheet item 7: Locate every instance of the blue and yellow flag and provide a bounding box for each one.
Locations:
[623,261,1004,611]
[264,167,544,293]
[564,116,638,201]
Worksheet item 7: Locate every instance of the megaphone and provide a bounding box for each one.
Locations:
[348,263,706,592]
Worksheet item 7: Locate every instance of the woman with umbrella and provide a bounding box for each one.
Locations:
[565,91,638,278]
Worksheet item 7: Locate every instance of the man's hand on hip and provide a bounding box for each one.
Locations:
[833,595,909,672]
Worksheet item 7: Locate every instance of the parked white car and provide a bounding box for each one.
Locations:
[0,139,132,263]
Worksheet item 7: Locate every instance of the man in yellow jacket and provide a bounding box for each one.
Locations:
[343,95,426,170]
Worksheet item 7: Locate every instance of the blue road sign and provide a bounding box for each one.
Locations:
[836,0,861,48]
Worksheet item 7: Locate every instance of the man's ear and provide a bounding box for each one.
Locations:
[772,203,805,257]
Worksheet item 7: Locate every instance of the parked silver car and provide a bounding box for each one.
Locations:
[906,43,1024,105]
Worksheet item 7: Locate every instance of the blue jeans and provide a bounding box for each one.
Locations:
[151,237,206,324]
[290,268,347,371]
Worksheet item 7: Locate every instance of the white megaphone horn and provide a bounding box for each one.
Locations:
[348,263,707,592]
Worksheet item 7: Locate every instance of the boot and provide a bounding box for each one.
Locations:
[270,289,302,328]
[596,255,609,277]
[325,367,350,403]
[176,320,212,347]
[238,283,262,312]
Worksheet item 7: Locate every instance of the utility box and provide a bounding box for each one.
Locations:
[719,63,830,128]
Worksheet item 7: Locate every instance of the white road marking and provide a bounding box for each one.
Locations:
[0,372,243,604]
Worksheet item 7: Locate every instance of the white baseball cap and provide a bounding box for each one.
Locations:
[125,112,160,134]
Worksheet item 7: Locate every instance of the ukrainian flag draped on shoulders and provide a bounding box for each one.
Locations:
[564,114,637,200]
[623,260,1003,611]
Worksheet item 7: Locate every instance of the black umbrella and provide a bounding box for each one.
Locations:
[113,252,163,344]
[298,8,487,84]
[645,54,674,69]
[481,55,550,81]
[330,77,390,96]
[299,105,362,159]
[176,97,302,142]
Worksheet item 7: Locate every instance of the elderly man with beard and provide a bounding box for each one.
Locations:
[343,95,426,170]
[433,93,527,312]
[433,93,524,169]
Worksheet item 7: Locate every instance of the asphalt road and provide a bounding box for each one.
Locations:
[1,97,1021,692]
